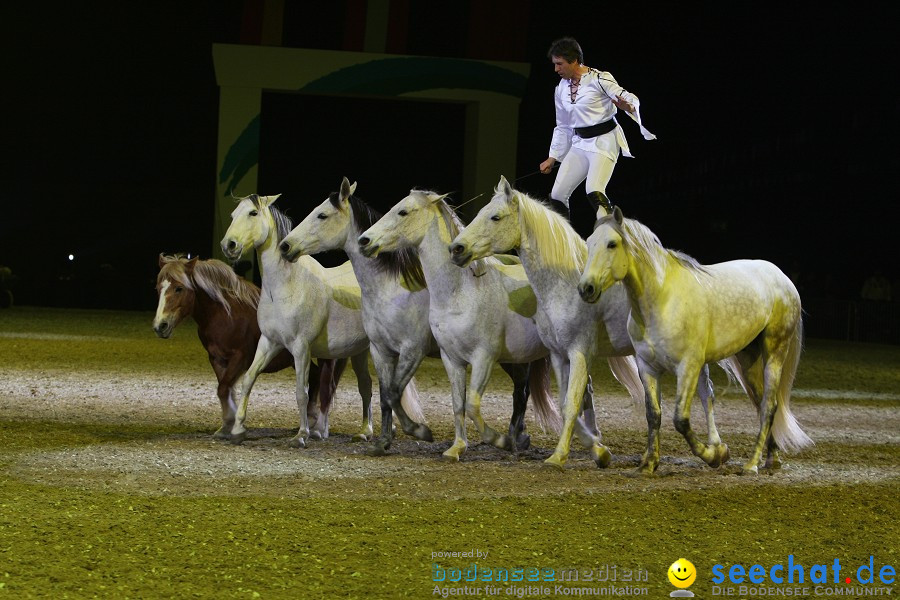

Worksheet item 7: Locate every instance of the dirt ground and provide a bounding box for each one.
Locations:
[1,307,898,598]
[3,364,900,500]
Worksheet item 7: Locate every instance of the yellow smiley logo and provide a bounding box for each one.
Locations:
[668,558,697,588]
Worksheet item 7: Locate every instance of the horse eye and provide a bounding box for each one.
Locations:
[490,215,501,222]
[398,210,408,217]
[607,241,617,249]
[317,213,327,220]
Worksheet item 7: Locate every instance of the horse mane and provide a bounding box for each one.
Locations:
[514,190,587,284]
[613,217,711,284]
[416,190,500,273]
[158,254,260,316]
[329,192,426,289]
[248,194,294,244]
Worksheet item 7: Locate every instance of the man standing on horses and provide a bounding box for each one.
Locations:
[539,37,656,239]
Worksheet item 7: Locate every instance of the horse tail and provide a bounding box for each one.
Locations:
[400,377,426,423]
[608,355,644,414]
[716,356,758,406]
[771,318,814,453]
[318,357,349,415]
[529,357,562,434]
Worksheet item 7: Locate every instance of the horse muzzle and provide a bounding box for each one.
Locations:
[448,243,472,267]
[357,235,380,258]
[221,239,243,261]
[577,280,602,304]
[279,241,301,263]
[153,322,173,339]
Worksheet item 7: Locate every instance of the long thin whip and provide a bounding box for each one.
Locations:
[450,165,556,212]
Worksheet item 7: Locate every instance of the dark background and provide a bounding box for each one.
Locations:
[2,1,896,312]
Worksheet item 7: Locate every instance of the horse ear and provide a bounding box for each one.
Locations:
[613,206,624,224]
[158,253,167,268]
[499,175,513,197]
[185,256,198,272]
[260,194,280,207]
[340,177,355,201]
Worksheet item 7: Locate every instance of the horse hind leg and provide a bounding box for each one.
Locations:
[306,359,326,440]
[765,437,783,470]
[350,351,374,442]
[500,362,530,452]
[744,352,787,475]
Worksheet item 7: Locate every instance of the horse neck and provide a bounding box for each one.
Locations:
[416,214,463,296]
[253,215,317,292]
[517,224,578,299]
[621,250,669,326]
[191,284,233,330]
[343,222,390,295]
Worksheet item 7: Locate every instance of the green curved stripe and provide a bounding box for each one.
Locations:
[301,57,527,98]
[219,114,260,195]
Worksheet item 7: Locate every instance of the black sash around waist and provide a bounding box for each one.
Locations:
[574,118,617,138]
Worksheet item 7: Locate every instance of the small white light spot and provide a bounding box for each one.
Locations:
[68,254,75,261]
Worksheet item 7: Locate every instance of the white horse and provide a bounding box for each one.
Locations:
[278,178,433,453]
[357,190,571,462]
[281,178,555,455]
[220,193,378,447]
[578,207,813,474]
[449,176,723,470]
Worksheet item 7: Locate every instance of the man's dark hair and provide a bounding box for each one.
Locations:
[547,37,583,64]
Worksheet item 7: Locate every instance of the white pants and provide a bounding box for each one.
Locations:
[550,146,617,207]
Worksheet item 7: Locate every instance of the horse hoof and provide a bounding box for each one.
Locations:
[713,444,731,467]
[229,431,247,445]
[213,429,230,441]
[636,464,657,476]
[366,443,389,457]
[289,437,307,449]
[352,433,369,443]
[412,424,433,442]
[544,455,566,471]
[741,464,759,476]
[516,433,531,451]
[592,446,612,468]
[441,451,461,462]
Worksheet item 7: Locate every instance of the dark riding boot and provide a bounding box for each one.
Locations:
[573,191,615,239]
[586,191,614,218]
[547,198,569,219]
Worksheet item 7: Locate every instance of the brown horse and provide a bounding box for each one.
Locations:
[153,254,346,440]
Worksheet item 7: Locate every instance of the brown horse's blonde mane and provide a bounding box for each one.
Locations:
[158,255,260,315]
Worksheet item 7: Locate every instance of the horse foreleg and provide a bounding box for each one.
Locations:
[638,365,662,474]
[697,364,730,466]
[230,337,283,444]
[673,364,723,468]
[547,353,609,469]
[367,347,398,455]
[289,350,313,449]
[545,353,574,470]
[466,357,508,450]
[441,354,469,461]
[348,351,374,442]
